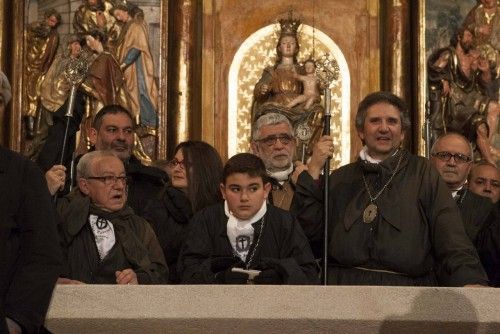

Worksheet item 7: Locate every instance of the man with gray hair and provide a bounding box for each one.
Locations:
[251,112,298,210]
[293,91,487,286]
[430,132,494,243]
[56,150,167,285]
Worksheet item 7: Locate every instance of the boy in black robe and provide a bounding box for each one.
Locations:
[178,153,319,284]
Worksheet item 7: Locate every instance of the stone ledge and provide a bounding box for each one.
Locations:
[46,285,500,333]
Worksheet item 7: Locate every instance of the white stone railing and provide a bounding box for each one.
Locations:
[45,285,500,333]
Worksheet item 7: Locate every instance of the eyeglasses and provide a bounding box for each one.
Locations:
[431,151,472,164]
[256,134,294,147]
[168,158,189,169]
[86,175,128,186]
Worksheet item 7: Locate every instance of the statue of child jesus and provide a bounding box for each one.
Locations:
[286,59,322,110]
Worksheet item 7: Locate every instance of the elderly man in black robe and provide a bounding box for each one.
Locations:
[57,150,167,284]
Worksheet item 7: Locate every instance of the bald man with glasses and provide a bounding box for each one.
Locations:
[430,133,495,244]
[56,150,167,285]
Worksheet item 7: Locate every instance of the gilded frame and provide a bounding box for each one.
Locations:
[8,0,168,159]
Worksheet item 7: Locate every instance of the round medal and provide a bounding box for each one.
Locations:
[363,203,378,224]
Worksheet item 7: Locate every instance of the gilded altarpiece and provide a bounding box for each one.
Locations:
[3,0,168,159]
[0,0,417,164]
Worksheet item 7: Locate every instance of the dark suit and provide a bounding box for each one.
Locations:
[456,189,495,244]
[0,147,62,333]
[476,203,500,287]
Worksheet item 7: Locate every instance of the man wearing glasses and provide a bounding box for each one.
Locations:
[56,150,167,284]
[430,132,495,244]
[251,112,300,211]
[38,99,168,217]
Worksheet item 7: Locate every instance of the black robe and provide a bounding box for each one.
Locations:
[293,149,487,286]
[178,203,319,285]
[57,191,168,284]
[0,147,62,333]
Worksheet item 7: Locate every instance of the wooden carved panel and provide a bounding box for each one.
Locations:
[6,0,168,161]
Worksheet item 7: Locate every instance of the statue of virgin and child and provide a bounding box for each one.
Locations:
[251,16,325,158]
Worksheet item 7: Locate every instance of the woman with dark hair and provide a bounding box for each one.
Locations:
[143,141,223,283]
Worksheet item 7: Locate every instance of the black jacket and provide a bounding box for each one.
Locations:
[0,147,62,333]
[456,189,495,243]
[125,156,168,217]
[476,203,500,287]
[178,203,319,285]
[143,186,193,283]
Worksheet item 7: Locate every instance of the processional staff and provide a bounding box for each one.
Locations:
[316,53,339,285]
[54,56,89,201]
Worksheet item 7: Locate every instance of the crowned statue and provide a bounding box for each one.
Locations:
[252,13,325,157]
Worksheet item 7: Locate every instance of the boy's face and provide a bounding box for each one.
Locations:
[220,173,271,220]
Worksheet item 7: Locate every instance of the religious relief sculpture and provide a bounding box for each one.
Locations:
[463,0,500,51]
[80,31,127,109]
[111,0,158,159]
[252,14,325,159]
[27,35,84,160]
[427,19,499,166]
[73,0,121,52]
[23,9,61,139]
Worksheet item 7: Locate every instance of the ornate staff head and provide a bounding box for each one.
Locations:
[315,53,340,88]
[64,55,89,86]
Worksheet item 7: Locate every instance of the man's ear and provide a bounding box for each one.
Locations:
[78,178,90,196]
[250,141,259,154]
[89,127,98,146]
[263,181,272,199]
[219,183,227,200]
[357,128,365,142]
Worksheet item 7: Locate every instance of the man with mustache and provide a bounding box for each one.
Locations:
[293,91,487,286]
[430,132,495,244]
[38,101,168,217]
[428,27,499,165]
[251,112,299,211]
